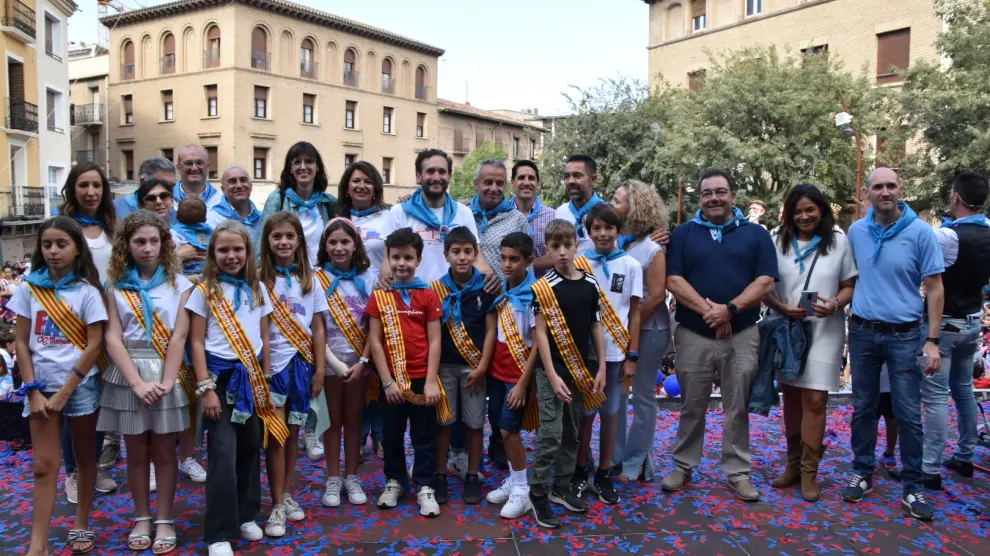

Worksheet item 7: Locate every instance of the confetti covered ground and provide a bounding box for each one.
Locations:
[1,404,988,555]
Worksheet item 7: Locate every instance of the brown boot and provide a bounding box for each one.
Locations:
[771,435,802,488]
[800,442,825,502]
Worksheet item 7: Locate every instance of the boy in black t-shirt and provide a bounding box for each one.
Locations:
[528,219,606,529]
[430,227,496,505]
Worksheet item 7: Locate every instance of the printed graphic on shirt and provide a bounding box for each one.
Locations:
[361,227,382,242]
[279,292,307,317]
[611,273,625,294]
[34,311,71,346]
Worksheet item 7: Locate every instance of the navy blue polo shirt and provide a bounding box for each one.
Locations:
[438,276,496,366]
[667,218,778,337]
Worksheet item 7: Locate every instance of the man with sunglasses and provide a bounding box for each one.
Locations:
[843,167,944,521]
[114,156,178,221]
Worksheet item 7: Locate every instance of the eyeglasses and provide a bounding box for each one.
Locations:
[180,159,206,168]
[143,192,173,204]
[291,158,316,168]
[699,188,732,199]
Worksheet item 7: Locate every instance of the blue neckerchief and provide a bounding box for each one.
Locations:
[285,189,329,220]
[275,264,298,290]
[583,248,627,278]
[792,235,821,274]
[218,273,255,312]
[941,214,990,228]
[392,278,429,309]
[322,263,368,300]
[212,197,262,228]
[174,180,219,204]
[74,214,101,227]
[520,196,545,225]
[173,221,212,250]
[866,202,918,262]
[568,193,605,238]
[114,265,167,342]
[692,206,746,243]
[125,193,140,212]
[206,352,261,425]
[491,270,537,313]
[617,234,640,251]
[350,206,380,218]
[25,268,81,302]
[470,195,516,233]
[400,190,459,239]
[439,269,486,325]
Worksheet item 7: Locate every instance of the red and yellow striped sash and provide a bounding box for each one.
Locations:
[265,285,314,365]
[373,290,452,422]
[430,280,482,368]
[315,270,377,403]
[574,257,631,355]
[530,277,606,410]
[28,284,109,370]
[495,299,539,430]
[120,289,196,434]
[197,284,289,445]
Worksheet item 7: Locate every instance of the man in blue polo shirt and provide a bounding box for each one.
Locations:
[842,167,944,522]
[662,169,777,502]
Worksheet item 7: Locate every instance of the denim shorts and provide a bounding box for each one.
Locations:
[584,360,624,417]
[497,378,525,434]
[22,377,101,418]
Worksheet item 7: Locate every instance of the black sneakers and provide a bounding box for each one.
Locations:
[549,485,588,513]
[464,473,482,504]
[943,457,974,478]
[595,469,620,505]
[573,466,591,497]
[923,473,943,491]
[530,493,560,529]
[432,474,449,505]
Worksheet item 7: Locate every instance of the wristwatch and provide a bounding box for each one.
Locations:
[626,350,640,363]
[727,302,738,315]
[359,357,370,366]
[925,336,940,346]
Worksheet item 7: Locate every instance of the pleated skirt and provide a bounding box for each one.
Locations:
[97,340,190,435]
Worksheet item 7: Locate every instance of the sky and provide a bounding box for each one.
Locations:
[67,0,651,116]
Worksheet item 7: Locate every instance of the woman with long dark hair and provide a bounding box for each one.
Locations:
[261,142,337,266]
[764,183,857,501]
[335,161,391,272]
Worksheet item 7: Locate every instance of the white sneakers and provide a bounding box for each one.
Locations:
[487,478,512,504]
[264,505,287,538]
[304,429,325,460]
[501,488,533,519]
[283,493,305,522]
[323,475,368,506]
[179,457,207,483]
[447,451,484,480]
[65,470,118,502]
[417,486,440,517]
[95,470,118,493]
[345,475,368,505]
[208,542,234,556]
[239,521,263,542]
[65,472,78,504]
[322,476,343,507]
[377,479,403,509]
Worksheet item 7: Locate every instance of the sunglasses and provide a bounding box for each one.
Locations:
[143,192,173,203]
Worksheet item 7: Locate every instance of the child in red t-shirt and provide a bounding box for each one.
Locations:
[367,227,444,517]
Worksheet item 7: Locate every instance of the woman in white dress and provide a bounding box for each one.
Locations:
[763,184,857,501]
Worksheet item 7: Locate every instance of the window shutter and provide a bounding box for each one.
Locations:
[877,28,910,84]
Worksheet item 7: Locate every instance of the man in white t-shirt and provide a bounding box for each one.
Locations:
[380,149,490,284]
[555,155,607,253]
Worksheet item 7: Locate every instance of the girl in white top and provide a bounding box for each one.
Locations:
[258,212,328,534]
[99,211,193,554]
[336,161,392,272]
[11,216,108,556]
[316,217,378,508]
[185,221,274,555]
[764,184,857,501]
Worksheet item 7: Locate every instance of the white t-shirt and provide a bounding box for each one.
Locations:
[323,268,378,365]
[8,282,108,391]
[352,210,390,273]
[85,231,112,285]
[624,237,670,331]
[583,253,644,362]
[381,200,479,283]
[269,275,330,374]
[555,202,596,253]
[299,209,324,268]
[0,347,14,372]
[112,275,194,341]
[185,282,273,360]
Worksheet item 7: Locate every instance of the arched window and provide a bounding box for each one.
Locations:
[121,40,135,79]
[251,27,269,71]
[161,33,175,74]
[205,25,221,68]
[415,65,427,100]
[381,58,394,93]
[300,38,315,78]
[343,48,358,87]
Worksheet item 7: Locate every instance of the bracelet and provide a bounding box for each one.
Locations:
[72,367,86,380]
[831,297,841,315]
[195,380,216,397]
[197,378,214,387]
[382,379,395,390]
[15,381,46,396]
[358,357,370,366]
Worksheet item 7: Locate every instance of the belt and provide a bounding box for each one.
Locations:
[940,315,980,333]
[850,314,919,334]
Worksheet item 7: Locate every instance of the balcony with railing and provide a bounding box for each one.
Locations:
[121,63,135,80]
[300,60,318,79]
[204,48,220,68]
[343,69,359,88]
[251,51,270,71]
[2,0,36,43]
[1,185,46,218]
[415,84,430,101]
[76,149,105,165]
[381,76,395,95]
[5,97,38,134]
[72,104,104,126]
[160,54,176,74]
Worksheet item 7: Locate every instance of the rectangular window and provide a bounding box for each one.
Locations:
[382,157,393,185]
[512,137,520,157]
[161,148,174,162]
[162,90,174,121]
[345,101,356,129]
[254,86,268,118]
[46,89,61,131]
[691,0,706,31]
[416,112,426,138]
[123,94,133,124]
[205,85,218,117]
[303,93,315,124]
[746,0,763,16]
[530,139,536,159]
[254,148,268,180]
[344,154,355,168]
[123,150,134,180]
[688,69,706,92]
[45,14,62,59]
[877,28,911,85]
[383,107,393,134]
[801,44,829,58]
[205,146,218,180]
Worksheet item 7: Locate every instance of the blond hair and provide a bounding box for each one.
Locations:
[622,179,669,237]
[201,221,265,308]
[108,210,180,288]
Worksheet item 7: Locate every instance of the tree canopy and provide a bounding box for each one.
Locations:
[449,141,507,201]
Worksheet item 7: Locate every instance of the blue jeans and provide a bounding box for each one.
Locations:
[922,318,980,473]
[848,321,924,494]
[361,400,383,445]
[615,328,670,480]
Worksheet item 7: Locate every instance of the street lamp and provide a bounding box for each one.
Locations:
[837,92,864,219]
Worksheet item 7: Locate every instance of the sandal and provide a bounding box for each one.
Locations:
[66,529,96,555]
[152,520,177,555]
[128,516,153,551]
